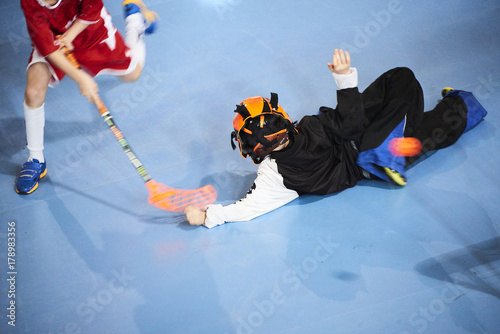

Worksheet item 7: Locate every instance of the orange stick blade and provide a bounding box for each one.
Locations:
[145,180,217,212]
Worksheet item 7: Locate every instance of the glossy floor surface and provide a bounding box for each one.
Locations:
[1,0,499,333]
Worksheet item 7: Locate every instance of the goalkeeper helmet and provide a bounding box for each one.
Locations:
[231,92,295,164]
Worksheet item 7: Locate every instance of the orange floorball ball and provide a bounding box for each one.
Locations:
[389,137,422,157]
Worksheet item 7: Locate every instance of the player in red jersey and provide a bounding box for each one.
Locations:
[16,0,159,194]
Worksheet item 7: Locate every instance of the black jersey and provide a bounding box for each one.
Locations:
[271,87,365,195]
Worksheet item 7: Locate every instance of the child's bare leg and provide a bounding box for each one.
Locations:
[25,62,51,108]
[120,63,142,82]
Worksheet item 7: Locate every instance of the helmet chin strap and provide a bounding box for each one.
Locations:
[274,134,290,151]
[251,132,290,161]
[230,131,238,150]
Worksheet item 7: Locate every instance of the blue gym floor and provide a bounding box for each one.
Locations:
[1,1,500,333]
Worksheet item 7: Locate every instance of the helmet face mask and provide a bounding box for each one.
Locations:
[231,93,295,164]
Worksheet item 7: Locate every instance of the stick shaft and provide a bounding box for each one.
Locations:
[64,49,152,183]
[95,97,152,183]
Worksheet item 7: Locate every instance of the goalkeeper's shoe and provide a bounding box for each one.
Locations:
[15,159,47,194]
[441,87,455,98]
[383,167,407,186]
[122,0,159,35]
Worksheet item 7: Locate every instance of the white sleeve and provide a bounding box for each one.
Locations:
[203,158,299,229]
[332,67,358,89]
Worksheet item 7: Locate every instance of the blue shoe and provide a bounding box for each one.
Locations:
[15,159,47,194]
[122,0,159,35]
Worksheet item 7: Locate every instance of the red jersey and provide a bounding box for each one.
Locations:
[21,0,115,57]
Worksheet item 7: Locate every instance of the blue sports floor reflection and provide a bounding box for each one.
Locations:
[1,0,499,333]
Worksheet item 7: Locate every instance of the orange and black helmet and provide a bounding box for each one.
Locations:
[231,93,296,164]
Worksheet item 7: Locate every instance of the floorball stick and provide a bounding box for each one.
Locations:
[63,49,217,212]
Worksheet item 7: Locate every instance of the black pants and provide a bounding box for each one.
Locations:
[358,67,468,165]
